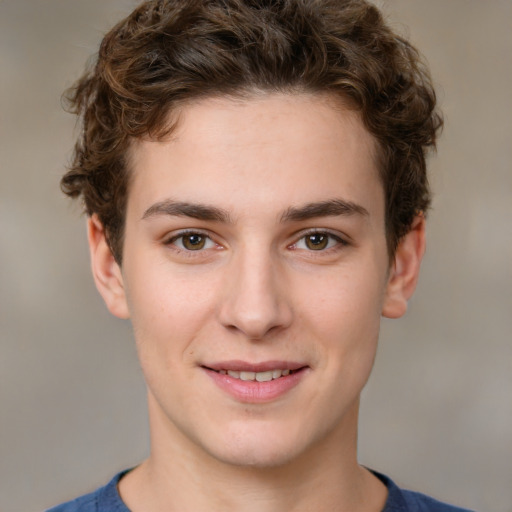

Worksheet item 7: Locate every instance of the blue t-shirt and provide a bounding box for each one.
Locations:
[46,469,475,512]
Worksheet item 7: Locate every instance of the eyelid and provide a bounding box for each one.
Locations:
[165,228,209,241]
[162,227,348,254]
[164,229,221,252]
[289,228,349,250]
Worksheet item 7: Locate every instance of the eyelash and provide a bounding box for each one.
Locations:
[164,229,348,255]
[289,229,348,253]
[164,230,219,255]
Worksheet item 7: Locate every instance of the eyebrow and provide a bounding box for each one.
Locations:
[142,198,368,224]
[280,199,369,222]
[142,200,232,223]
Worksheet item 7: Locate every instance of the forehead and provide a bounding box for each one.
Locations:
[127,93,382,220]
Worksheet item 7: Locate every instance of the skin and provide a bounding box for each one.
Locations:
[88,93,425,512]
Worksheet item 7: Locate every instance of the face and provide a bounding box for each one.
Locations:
[90,93,422,469]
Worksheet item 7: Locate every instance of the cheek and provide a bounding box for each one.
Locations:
[300,262,385,327]
[123,261,219,369]
[296,262,385,372]
[126,252,215,321]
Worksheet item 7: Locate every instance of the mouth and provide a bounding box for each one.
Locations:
[201,361,309,403]
[204,368,299,382]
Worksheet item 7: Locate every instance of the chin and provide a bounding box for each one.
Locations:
[210,442,301,469]
[200,420,318,469]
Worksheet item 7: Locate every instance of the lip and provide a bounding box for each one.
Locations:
[202,361,309,403]
[204,360,306,373]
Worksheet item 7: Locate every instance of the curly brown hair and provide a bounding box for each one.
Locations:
[62,0,442,264]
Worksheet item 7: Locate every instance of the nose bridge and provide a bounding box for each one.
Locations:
[218,240,292,339]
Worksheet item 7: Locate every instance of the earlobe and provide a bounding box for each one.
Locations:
[382,214,426,319]
[87,215,130,319]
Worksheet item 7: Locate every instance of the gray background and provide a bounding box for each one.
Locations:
[1,1,511,511]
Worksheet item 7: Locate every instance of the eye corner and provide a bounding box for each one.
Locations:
[163,229,222,255]
[287,229,351,255]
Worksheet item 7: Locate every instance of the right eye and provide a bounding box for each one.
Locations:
[168,232,217,251]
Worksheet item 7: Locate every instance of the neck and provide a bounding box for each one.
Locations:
[119,395,387,512]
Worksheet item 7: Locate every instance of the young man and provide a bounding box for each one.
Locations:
[48,1,474,511]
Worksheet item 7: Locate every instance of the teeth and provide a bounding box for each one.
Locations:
[221,369,293,381]
[256,371,273,382]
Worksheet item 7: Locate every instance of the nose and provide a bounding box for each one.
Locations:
[217,246,293,340]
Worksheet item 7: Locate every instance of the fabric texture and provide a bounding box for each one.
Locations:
[46,469,475,512]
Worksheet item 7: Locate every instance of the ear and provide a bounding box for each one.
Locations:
[382,214,426,319]
[87,215,130,319]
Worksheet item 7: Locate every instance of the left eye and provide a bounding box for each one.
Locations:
[171,233,216,251]
[294,233,341,251]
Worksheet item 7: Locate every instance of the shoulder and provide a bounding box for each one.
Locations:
[44,490,97,512]
[44,471,131,512]
[375,470,477,512]
[399,489,476,512]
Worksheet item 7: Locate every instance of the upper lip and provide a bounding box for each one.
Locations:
[202,360,307,372]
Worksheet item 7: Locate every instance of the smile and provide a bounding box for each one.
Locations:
[202,363,308,403]
[215,369,292,381]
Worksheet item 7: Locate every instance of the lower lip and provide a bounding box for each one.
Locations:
[203,368,308,403]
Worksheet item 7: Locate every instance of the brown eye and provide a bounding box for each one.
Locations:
[292,232,344,253]
[305,234,329,250]
[167,231,218,253]
[181,234,206,250]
